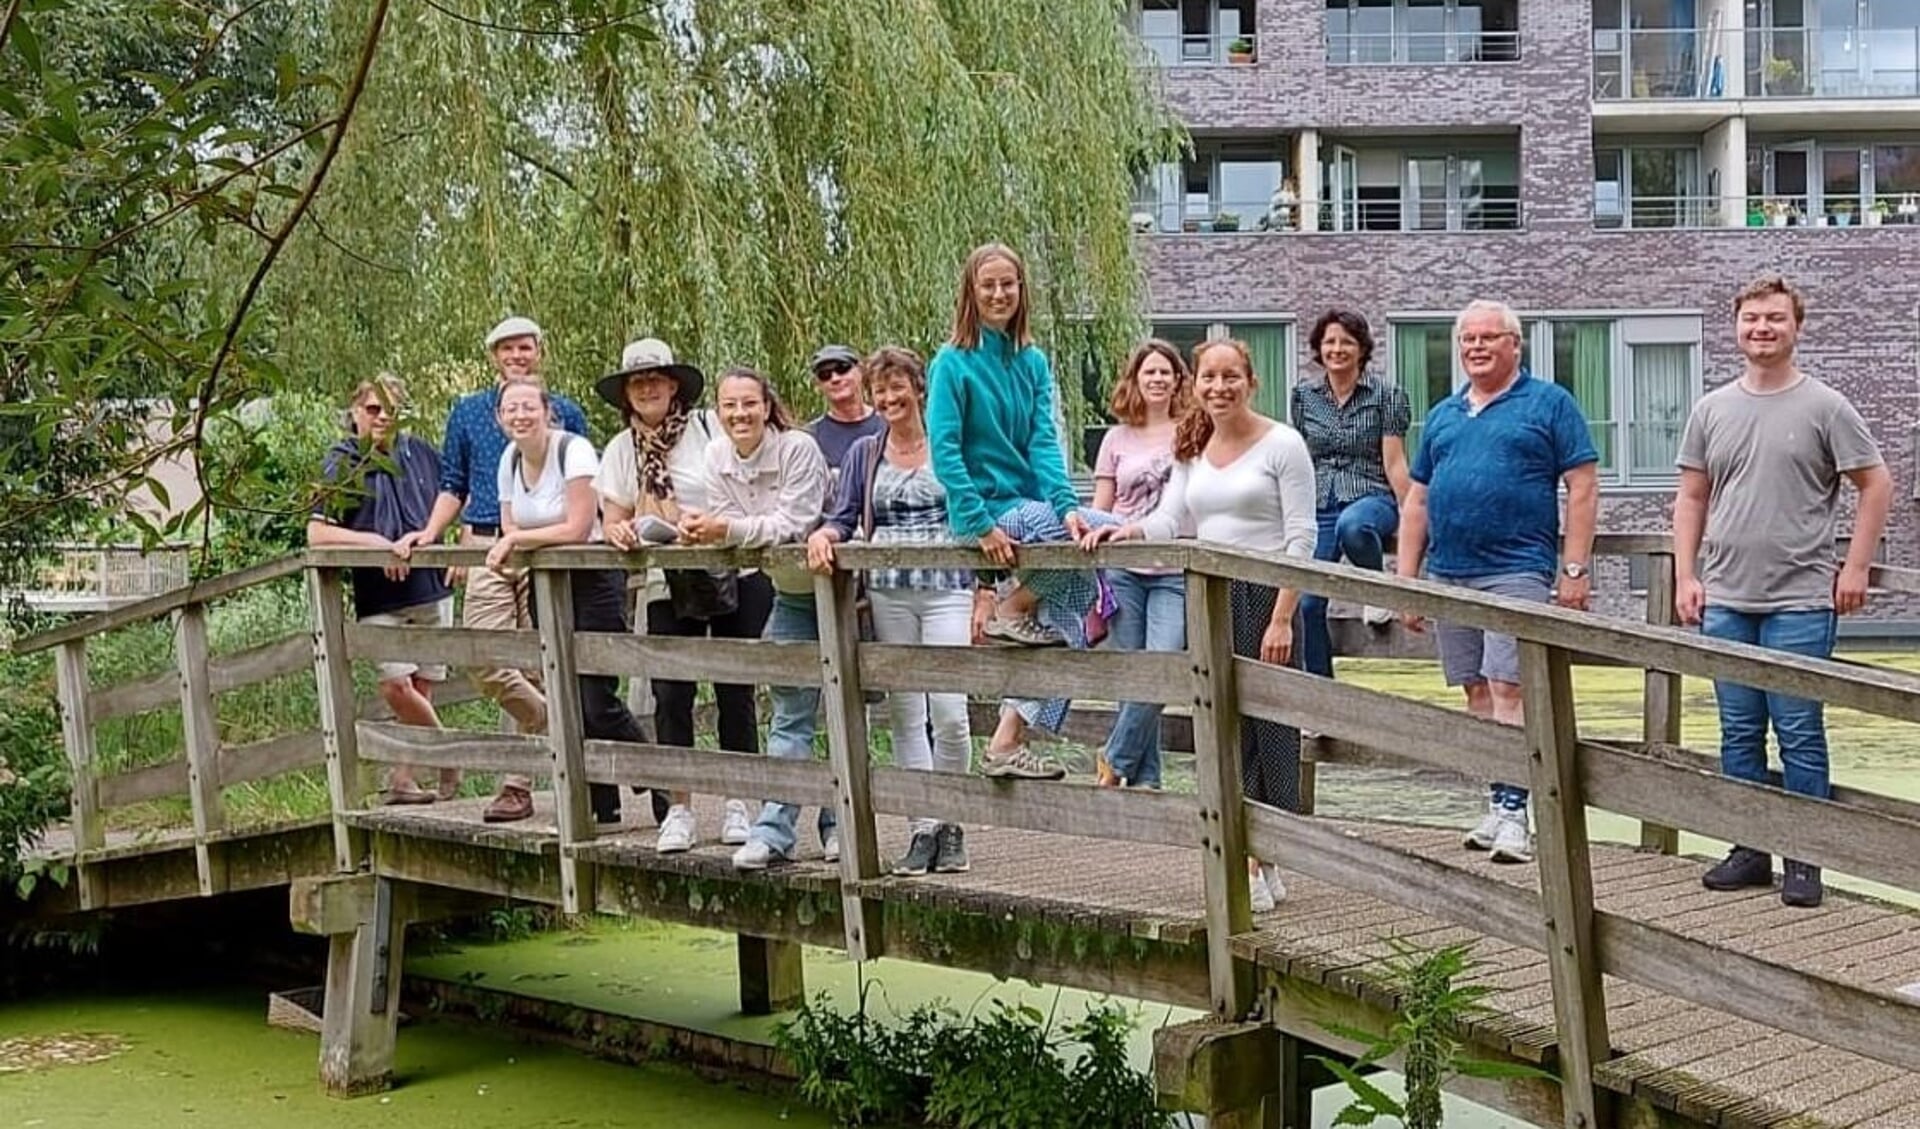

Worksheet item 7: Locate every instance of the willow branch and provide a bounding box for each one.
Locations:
[503,141,600,216]
[418,0,646,38]
[0,0,24,57]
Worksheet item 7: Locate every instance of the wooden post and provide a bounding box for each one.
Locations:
[1639,553,1682,855]
[173,601,226,895]
[1518,641,1610,1129]
[52,639,106,909]
[814,569,884,961]
[294,874,409,1097]
[1186,571,1255,1019]
[736,934,806,1015]
[1277,1032,1339,1129]
[533,567,595,916]
[308,567,365,872]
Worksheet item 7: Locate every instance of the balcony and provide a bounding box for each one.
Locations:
[1746,25,1920,98]
[1751,138,1920,224]
[1134,140,1298,235]
[1320,139,1522,232]
[1326,0,1519,64]
[1593,26,1732,99]
[1135,0,1258,67]
[1594,194,1733,228]
[1745,191,1920,225]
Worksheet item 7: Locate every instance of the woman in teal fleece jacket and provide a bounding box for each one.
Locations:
[926,242,1115,780]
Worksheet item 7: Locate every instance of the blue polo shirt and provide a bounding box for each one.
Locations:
[1410,372,1597,580]
[437,385,590,525]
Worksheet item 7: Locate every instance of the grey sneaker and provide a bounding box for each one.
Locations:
[932,822,970,873]
[1781,860,1824,908]
[1489,813,1534,865]
[982,745,1066,781]
[893,830,939,876]
[1463,802,1505,850]
[985,616,1066,647]
[1703,845,1773,891]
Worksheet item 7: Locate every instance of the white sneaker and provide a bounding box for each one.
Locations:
[720,799,752,845]
[654,804,696,854]
[1249,867,1276,913]
[822,828,841,863]
[1362,604,1394,627]
[1490,813,1534,865]
[732,839,790,871]
[1464,802,1504,851]
[1262,864,1288,905]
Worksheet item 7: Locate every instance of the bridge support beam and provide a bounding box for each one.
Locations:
[1154,1017,1287,1128]
[291,874,412,1097]
[736,934,805,1016]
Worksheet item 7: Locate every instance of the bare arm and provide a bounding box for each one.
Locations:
[1671,468,1710,625]
[1091,477,1116,513]
[306,519,392,550]
[1380,435,1412,507]
[1836,463,1894,614]
[1556,462,1599,611]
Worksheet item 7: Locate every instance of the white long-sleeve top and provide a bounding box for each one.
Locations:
[1136,423,1318,560]
[702,427,830,594]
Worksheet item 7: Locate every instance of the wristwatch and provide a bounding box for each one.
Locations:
[1561,561,1590,580]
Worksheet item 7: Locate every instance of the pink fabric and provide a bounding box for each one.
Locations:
[1096,424,1178,521]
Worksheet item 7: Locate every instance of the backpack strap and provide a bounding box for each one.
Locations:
[511,432,578,486]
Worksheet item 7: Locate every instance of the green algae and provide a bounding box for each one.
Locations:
[0,989,831,1128]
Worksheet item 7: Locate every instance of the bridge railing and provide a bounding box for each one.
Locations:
[15,535,1920,1120]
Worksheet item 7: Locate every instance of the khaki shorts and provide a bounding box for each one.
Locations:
[360,597,455,683]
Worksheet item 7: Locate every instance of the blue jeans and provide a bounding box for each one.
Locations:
[751,592,836,856]
[1100,570,1186,788]
[1300,494,1399,679]
[1701,607,1838,800]
[995,501,1119,733]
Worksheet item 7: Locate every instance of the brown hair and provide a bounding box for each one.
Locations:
[863,345,927,400]
[496,375,550,409]
[716,366,796,431]
[948,242,1032,351]
[349,373,407,409]
[1173,339,1258,462]
[1733,275,1805,324]
[1308,309,1375,373]
[1109,338,1195,428]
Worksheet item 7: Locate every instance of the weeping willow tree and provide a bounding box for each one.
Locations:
[266,0,1184,437]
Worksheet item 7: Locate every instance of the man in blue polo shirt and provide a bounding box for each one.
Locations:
[395,315,590,823]
[1396,299,1599,865]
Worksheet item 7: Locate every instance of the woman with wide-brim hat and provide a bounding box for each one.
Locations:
[593,338,773,856]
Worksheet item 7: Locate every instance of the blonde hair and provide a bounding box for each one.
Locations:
[949,242,1032,351]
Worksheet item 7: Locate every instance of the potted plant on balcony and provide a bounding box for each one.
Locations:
[1762,55,1804,96]
[1867,199,1890,226]
[1831,199,1856,227]
[1213,210,1242,232]
[1227,36,1255,64]
[1762,198,1796,227]
[1899,194,1920,222]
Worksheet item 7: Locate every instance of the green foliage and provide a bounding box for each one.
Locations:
[198,390,344,572]
[774,980,1171,1129]
[1315,939,1551,1129]
[0,645,67,889]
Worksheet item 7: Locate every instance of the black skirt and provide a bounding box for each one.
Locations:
[1230,580,1301,813]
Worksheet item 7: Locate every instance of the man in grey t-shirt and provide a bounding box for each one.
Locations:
[1674,276,1891,909]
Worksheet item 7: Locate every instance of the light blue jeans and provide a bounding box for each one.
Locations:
[1099,570,1185,788]
[750,592,835,857]
[1702,606,1838,800]
[995,500,1120,732]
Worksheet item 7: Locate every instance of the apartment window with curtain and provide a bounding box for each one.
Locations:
[1390,313,1702,486]
[1228,321,1292,421]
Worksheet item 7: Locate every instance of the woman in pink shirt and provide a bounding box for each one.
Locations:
[1089,340,1193,789]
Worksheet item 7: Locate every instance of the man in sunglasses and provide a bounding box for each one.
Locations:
[806,344,886,480]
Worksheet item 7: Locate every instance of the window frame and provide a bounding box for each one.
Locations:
[1146,315,1298,419]
[1324,0,1521,64]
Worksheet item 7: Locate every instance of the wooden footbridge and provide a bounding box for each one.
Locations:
[12,536,1920,1129]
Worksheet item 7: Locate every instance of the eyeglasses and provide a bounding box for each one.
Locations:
[814,362,854,381]
[1458,332,1516,348]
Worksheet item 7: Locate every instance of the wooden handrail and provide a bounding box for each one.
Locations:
[10,554,306,654]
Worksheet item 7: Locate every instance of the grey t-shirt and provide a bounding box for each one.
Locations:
[1676,375,1881,612]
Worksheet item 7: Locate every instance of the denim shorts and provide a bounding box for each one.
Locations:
[1433,572,1553,687]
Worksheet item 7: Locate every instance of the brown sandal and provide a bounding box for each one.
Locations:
[483,786,534,823]
[381,786,438,806]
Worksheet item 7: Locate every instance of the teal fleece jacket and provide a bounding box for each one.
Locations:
[926,328,1078,539]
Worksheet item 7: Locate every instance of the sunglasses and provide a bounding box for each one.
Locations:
[358,402,390,417]
[814,361,854,381]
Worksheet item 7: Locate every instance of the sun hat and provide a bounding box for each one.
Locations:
[484,316,544,351]
[808,344,861,373]
[595,338,705,414]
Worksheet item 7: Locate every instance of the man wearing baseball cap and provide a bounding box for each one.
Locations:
[394,315,591,822]
[806,343,885,477]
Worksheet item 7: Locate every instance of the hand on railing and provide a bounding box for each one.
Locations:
[1077,523,1136,551]
[805,529,839,574]
[605,519,639,552]
[1555,573,1591,612]
[978,528,1017,567]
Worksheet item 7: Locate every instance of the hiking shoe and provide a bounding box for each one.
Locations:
[985,616,1065,647]
[1362,604,1394,627]
[1261,864,1288,905]
[822,828,841,864]
[1489,815,1534,865]
[720,799,753,845]
[732,839,792,871]
[655,804,697,853]
[649,789,672,826]
[482,786,534,824]
[1781,860,1824,908]
[933,822,970,873]
[982,745,1066,781]
[1249,866,1276,913]
[1464,801,1505,851]
[1703,845,1773,891]
[894,829,940,876]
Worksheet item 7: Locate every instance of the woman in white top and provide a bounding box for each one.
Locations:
[594,338,768,856]
[1081,339,1316,911]
[484,377,645,825]
[678,368,833,871]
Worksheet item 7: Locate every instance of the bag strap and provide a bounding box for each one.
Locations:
[511,432,577,486]
[860,430,885,541]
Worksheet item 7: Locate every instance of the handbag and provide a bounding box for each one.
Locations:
[665,567,739,621]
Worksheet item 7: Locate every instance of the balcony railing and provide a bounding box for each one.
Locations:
[1137,30,1259,67]
[1747,26,1920,98]
[1316,198,1522,232]
[1131,197,1299,234]
[1746,192,1920,227]
[1594,195,1730,229]
[1326,29,1521,65]
[1593,26,1732,100]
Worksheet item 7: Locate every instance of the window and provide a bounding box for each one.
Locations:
[1228,322,1292,421]
[1595,146,1707,228]
[1404,150,1520,230]
[1084,319,1294,444]
[1390,313,1703,486]
[1748,139,1920,224]
[1137,0,1257,65]
[1134,139,1294,232]
[1326,0,1519,63]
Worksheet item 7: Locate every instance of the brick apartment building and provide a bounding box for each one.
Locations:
[1119,0,1920,628]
